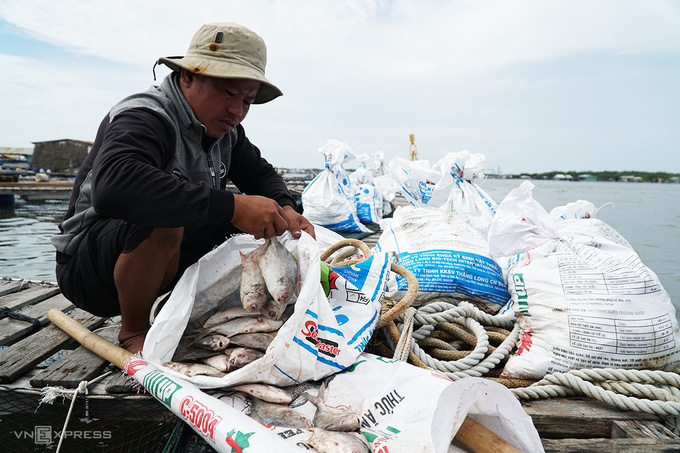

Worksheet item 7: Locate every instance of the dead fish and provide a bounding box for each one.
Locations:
[249,397,313,429]
[203,306,261,329]
[202,353,232,372]
[191,333,231,351]
[196,316,283,339]
[303,384,361,432]
[172,335,215,362]
[257,237,298,311]
[173,344,223,362]
[162,361,225,378]
[261,296,288,321]
[229,332,276,352]
[200,347,263,372]
[240,241,270,313]
[308,428,368,453]
[228,384,292,404]
[228,347,264,369]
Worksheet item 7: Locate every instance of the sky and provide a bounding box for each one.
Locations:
[1,0,679,174]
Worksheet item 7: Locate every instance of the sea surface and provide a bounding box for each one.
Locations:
[1,179,678,316]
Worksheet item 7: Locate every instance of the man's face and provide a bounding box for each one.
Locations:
[180,72,260,138]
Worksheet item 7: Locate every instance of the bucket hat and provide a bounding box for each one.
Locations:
[158,22,282,104]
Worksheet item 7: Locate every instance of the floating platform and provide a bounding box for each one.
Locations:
[0,181,74,202]
[2,275,680,451]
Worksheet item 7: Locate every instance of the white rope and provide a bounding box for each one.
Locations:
[511,368,680,419]
[383,296,680,424]
[37,372,114,452]
[393,307,416,362]
[402,301,516,336]
[386,299,519,380]
[55,380,88,453]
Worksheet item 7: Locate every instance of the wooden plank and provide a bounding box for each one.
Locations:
[0,285,61,310]
[0,294,74,346]
[522,397,660,438]
[105,370,138,393]
[30,325,120,388]
[362,231,382,249]
[0,308,105,384]
[542,437,680,453]
[611,420,679,439]
[0,280,28,297]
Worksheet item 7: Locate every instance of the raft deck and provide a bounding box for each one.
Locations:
[2,279,680,450]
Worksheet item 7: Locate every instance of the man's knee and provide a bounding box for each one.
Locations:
[147,227,184,251]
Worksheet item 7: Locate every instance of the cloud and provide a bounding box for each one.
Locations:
[1,0,679,173]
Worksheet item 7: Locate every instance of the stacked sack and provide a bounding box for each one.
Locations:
[375,151,509,314]
[349,153,383,225]
[489,181,680,379]
[301,140,372,234]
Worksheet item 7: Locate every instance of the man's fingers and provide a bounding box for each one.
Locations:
[302,223,315,239]
[232,195,315,239]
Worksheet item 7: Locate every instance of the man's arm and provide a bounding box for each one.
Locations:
[227,126,314,238]
[92,108,233,228]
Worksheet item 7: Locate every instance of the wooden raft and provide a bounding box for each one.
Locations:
[0,279,145,394]
[2,260,680,451]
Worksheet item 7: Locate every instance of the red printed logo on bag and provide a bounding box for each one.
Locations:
[180,396,222,442]
[124,358,147,377]
[301,319,341,358]
[517,330,533,355]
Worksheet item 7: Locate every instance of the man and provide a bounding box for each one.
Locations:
[51,22,314,354]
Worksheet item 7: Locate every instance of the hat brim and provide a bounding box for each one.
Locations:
[158,56,282,104]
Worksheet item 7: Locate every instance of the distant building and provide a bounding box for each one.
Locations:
[0,146,33,160]
[620,175,642,183]
[31,139,92,173]
[578,174,597,181]
[0,147,33,179]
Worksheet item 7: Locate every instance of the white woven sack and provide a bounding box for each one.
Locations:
[490,181,680,380]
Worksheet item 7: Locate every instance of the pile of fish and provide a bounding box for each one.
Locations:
[241,381,366,451]
[163,236,298,377]
[160,237,368,452]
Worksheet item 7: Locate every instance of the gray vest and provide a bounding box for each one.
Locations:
[51,73,237,255]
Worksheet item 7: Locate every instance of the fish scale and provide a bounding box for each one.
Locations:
[258,237,298,319]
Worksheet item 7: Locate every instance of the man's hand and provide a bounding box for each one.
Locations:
[282,205,316,239]
[232,194,289,239]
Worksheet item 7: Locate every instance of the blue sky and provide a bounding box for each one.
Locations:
[1,0,679,174]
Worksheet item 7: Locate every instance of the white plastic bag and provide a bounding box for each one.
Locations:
[302,139,371,233]
[350,153,384,224]
[489,181,680,380]
[550,199,616,222]
[386,156,437,207]
[143,231,391,388]
[373,150,388,177]
[376,206,511,313]
[133,353,543,453]
[432,150,497,236]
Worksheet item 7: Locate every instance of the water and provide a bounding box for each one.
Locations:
[1,180,678,312]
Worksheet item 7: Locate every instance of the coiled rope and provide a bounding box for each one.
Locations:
[386,300,521,380]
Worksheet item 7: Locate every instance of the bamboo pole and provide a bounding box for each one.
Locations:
[47,309,131,368]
